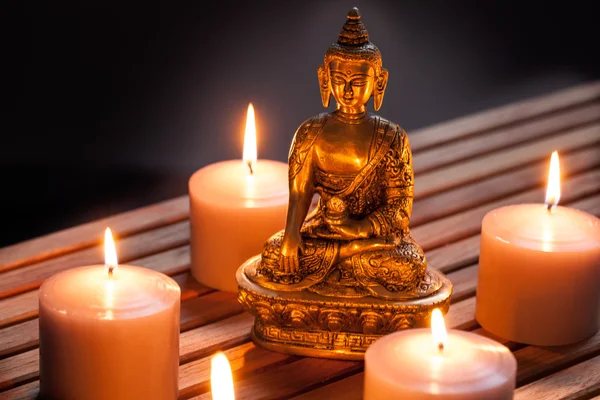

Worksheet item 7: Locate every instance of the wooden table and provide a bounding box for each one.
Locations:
[1,82,599,400]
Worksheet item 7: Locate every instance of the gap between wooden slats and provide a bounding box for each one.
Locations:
[1,82,597,274]
[0,382,37,400]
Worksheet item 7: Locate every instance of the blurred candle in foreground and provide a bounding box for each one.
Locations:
[364,309,516,400]
[189,103,288,292]
[39,228,181,400]
[211,352,235,400]
[476,151,600,345]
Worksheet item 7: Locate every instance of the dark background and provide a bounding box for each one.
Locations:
[5,0,599,247]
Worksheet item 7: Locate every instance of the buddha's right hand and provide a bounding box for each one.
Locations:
[280,236,302,274]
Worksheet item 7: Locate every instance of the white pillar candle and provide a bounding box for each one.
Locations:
[189,104,288,292]
[39,229,181,400]
[476,153,600,346]
[364,309,516,400]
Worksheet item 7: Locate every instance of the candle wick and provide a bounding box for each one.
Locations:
[546,203,553,213]
[108,265,114,279]
[438,342,444,353]
[247,161,254,175]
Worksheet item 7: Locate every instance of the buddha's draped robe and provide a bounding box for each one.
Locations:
[252,113,442,300]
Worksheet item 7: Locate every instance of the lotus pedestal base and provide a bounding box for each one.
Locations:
[236,255,453,360]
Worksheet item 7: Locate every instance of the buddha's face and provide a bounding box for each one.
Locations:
[328,60,375,110]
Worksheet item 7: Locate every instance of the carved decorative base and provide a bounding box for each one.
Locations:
[236,255,453,360]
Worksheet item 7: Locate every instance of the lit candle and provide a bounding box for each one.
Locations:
[189,103,288,292]
[210,352,235,400]
[364,309,516,400]
[476,151,600,346]
[39,228,181,400]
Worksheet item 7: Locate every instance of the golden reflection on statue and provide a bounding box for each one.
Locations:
[254,6,437,299]
[236,7,452,359]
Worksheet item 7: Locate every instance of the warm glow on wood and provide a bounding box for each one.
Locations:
[431,308,448,352]
[211,352,235,400]
[545,151,561,210]
[243,103,257,174]
[104,228,118,276]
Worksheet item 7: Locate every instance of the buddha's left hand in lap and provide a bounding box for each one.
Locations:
[324,215,373,240]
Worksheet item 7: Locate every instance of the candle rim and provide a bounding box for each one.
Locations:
[482,203,600,252]
[189,159,289,207]
[365,329,516,394]
[39,264,181,321]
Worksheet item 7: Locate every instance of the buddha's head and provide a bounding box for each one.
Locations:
[318,7,388,112]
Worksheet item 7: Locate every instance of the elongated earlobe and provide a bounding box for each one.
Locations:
[373,68,389,111]
[318,65,331,108]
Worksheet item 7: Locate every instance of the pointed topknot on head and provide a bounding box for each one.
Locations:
[337,7,369,46]
[348,7,360,19]
[324,7,383,75]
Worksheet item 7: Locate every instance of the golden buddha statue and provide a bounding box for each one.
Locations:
[236,7,452,359]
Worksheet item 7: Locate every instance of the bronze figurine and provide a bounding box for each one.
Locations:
[236,7,452,359]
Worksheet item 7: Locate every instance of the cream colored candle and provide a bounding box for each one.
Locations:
[189,104,288,292]
[39,229,180,400]
[476,153,600,346]
[364,309,516,400]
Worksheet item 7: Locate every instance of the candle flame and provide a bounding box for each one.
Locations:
[431,309,448,353]
[545,151,560,211]
[104,228,118,277]
[243,103,257,175]
[211,352,235,400]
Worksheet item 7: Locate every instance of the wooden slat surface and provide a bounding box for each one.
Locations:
[0,82,599,400]
[514,356,600,400]
[0,197,189,273]
[412,101,600,174]
[408,81,600,149]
